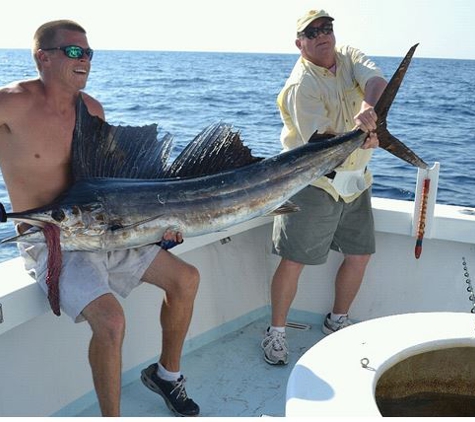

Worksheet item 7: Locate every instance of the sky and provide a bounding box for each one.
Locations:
[1,0,474,60]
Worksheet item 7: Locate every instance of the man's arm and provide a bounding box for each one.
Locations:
[0,85,17,129]
[354,76,388,149]
[363,76,388,108]
[80,92,106,120]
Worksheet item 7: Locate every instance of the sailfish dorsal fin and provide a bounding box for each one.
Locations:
[163,122,263,178]
[71,94,173,180]
[71,95,263,181]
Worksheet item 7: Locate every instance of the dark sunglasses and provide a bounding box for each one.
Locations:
[299,23,333,39]
[42,45,94,61]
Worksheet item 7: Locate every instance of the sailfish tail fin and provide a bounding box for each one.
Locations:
[375,43,428,169]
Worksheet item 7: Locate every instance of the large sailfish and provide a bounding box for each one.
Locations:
[0,44,425,252]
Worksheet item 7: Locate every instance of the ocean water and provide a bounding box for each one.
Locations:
[0,49,474,263]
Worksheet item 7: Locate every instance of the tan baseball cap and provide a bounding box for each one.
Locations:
[296,9,334,33]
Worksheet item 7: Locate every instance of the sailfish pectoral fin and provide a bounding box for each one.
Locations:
[266,201,300,216]
[108,214,168,232]
[374,43,428,169]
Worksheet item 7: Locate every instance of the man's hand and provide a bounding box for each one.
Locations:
[354,101,379,150]
[158,228,184,250]
[361,132,379,149]
[354,101,377,133]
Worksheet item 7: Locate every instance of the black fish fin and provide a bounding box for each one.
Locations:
[163,122,263,178]
[108,214,165,232]
[308,132,336,143]
[266,201,300,216]
[72,95,174,180]
[377,128,427,168]
[374,44,427,169]
[375,44,418,124]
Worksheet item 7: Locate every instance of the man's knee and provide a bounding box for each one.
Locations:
[96,312,125,345]
[171,263,200,299]
[344,254,371,269]
[183,264,200,294]
[85,298,126,344]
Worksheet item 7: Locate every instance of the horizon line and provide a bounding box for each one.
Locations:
[0,47,473,61]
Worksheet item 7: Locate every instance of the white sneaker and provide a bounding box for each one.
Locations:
[261,328,289,365]
[321,313,353,335]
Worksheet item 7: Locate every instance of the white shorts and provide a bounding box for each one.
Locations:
[18,228,161,322]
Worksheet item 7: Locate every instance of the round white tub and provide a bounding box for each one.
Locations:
[286,312,475,417]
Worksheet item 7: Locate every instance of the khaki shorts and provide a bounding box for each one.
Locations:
[18,227,161,322]
[272,186,375,265]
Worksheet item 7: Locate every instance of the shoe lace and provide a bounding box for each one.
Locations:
[170,376,189,400]
[339,315,351,325]
[333,315,352,329]
[269,331,286,351]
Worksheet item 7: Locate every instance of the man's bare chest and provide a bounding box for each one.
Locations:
[12,109,75,159]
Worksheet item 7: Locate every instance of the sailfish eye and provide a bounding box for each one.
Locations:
[51,208,65,222]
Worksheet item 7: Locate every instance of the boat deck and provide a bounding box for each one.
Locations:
[76,315,326,417]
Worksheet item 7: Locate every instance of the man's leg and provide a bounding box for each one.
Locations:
[271,258,305,327]
[140,248,200,416]
[322,253,371,335]
[141,250,199,372]
[261,258,304,365]
[333,254,371,314]
[82,293,126,417]
[323,188,375,334]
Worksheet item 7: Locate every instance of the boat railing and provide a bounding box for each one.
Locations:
[1,192,474,338]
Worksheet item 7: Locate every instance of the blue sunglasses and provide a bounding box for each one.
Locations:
[42,45,94,61]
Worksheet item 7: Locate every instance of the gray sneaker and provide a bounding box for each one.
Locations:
[322,313,353,335]
[261,328,289,365]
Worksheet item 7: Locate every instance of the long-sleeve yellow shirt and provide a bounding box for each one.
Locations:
[277,45,384,202]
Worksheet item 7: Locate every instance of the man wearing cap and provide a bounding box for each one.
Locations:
[261,9,387,365]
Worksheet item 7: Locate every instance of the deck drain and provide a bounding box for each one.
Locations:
[286,321,311,330]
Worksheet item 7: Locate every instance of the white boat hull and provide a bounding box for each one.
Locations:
[0,197,474,416]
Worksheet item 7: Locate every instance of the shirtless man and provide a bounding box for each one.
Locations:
[0,20,200,417]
